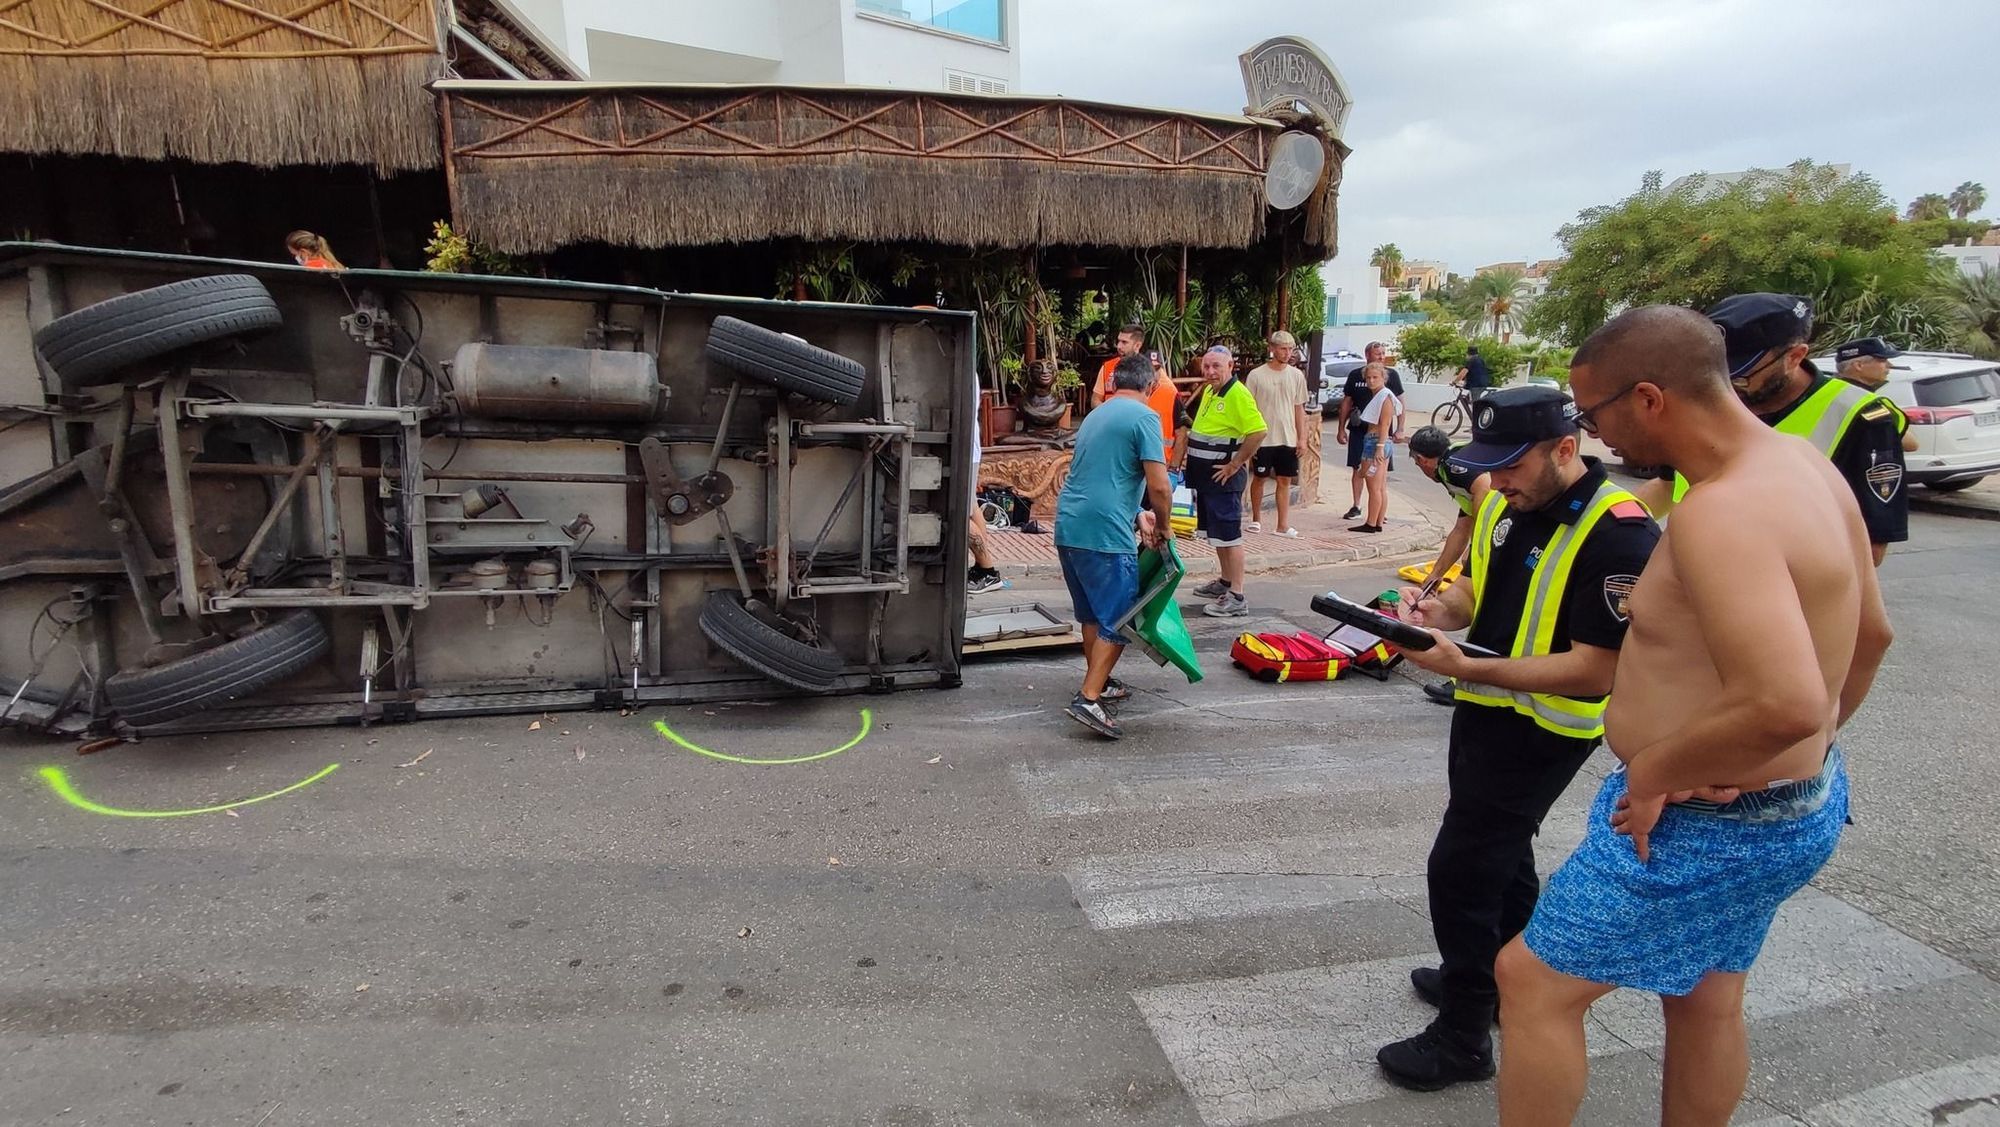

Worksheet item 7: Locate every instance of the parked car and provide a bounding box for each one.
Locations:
[1813,350,2000,491]
[1318,359,1365,415]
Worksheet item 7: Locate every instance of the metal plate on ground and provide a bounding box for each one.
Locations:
[962,603,1078,655]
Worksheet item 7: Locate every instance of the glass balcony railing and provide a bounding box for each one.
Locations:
[857,0,1005,44]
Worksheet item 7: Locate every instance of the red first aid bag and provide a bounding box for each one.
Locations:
[1229,631,1349,682]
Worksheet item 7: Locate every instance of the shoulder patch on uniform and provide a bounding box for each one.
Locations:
[1859,403,1896,422]
[1865,460,1903,502]
[1608,500,1651,521]
[1603,574,1639,622]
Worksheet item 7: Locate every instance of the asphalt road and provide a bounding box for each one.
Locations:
[3,510,1997,1127]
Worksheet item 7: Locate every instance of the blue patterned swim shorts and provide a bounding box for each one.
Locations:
[1523,747,1848,996]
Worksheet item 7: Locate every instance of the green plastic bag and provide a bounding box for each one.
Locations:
[1109,539,1204,683]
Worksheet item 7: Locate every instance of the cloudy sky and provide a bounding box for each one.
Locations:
[1019,0,2000,276]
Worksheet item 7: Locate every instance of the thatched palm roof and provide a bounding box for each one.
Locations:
[438,81,1344,257]
[0,0,448,172]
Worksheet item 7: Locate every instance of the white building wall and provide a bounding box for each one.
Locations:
[1936,244,2000,277]
[1319,256,1390,319]
[502,0,1018,89]
[842,0,1019,90]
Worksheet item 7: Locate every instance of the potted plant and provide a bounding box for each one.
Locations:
[1052,366,1085,425]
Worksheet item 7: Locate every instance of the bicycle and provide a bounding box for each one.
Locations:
[1431,386,1476,436]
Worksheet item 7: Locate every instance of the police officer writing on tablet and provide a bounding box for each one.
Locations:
[1374,385,1661,1092]
[1636,294,1908,565]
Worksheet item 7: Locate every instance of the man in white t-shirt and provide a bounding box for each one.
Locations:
[1245,330,1311,536]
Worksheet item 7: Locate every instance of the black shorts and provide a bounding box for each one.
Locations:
[1251,445,1299,478]
[1345,428,1393,470]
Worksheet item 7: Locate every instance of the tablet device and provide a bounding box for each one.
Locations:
[1309,591,1504,658]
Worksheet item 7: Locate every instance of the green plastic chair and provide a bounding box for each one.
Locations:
[1109,539,1204,683]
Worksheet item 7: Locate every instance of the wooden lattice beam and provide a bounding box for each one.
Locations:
[0,0,439,57]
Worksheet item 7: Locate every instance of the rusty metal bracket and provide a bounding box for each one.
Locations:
[636,437,734,526]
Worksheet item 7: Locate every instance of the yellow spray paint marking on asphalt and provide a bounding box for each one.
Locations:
[37,763,340,818]
[654,709,872,765]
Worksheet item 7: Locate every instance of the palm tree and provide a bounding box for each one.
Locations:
[1907,193,1950,222]
[1369,243,1405,289]
[1949,181,1988,221]
[1461,267,1533,340]
[1944,266,2000,360]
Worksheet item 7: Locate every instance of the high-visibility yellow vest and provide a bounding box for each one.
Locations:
[1455,479,1638,739]
[1671,378,1892,503]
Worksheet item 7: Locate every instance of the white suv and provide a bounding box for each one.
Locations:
[1813,350,2000,492]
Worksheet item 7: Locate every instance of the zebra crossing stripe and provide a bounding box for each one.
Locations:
[1010,740,1440,818]
[1735,1054,2000,1126]
[1129,891,1970,1126]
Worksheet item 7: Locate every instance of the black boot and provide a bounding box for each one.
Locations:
[1422,681,1457,706]
[1376,1021,1495,1092]
[1410,966,1498,1024]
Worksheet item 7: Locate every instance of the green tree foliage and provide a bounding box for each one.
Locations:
[1526,161,1940,347]
[1907,193,1950,221]
[1470,340,1527,385]
[1461,267,1533,339]
[1943,267,2000,359]
[1948,182,1987,221]
[423,221,523,276]
[1370,243,1405,288]
[1904,217,1994,248]
[1388,292,1423,314]
[1287,264,1328,338]
[1396,318,1471,381]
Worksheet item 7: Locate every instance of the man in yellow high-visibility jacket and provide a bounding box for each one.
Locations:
[1377,385,1660,1092]
[1635,294,1908,565]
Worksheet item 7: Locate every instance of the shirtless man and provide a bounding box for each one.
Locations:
[1493,305,1894,1127]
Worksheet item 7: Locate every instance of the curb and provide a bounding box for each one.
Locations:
[1910,495,2000,523]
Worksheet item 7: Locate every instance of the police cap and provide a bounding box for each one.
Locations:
[1706,293,1813,377]
[1836,336,1902,363]
[1448,385,1579,472]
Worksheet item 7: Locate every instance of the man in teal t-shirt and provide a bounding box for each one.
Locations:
[1054,353,1174,739]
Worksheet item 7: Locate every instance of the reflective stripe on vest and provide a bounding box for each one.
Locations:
[1671,379,1883,503]
[1455,479,1636,739]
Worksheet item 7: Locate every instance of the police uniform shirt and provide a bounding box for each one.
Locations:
[1342,365,1406,428]
[1455,458,1661,815]
[1436,446,1483,517]
[1762,368,1909,545]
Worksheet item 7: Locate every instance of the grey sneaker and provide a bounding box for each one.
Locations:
[1099,678,1131,704]
[1191,577,1230,599]
[1202,592,1249,618]
[967,569,1004,594]
[1065,693,1123,739]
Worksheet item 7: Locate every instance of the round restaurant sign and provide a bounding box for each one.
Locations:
[1264,131,1326,210]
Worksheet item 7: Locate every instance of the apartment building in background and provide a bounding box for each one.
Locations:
[491,0,1019,91]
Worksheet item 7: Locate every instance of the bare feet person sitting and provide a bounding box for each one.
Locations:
[1495,305,1894,1127]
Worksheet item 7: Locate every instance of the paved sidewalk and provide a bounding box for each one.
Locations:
[979,460,1458,580]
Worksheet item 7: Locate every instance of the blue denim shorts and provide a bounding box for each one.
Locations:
[1524,747,1848,995]
[1057,545,1139,646]
[1361,434,1390,460]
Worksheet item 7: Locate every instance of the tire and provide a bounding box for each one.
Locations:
[33,274,282,388]
[103,611,329,729]
[698,592,844,692]
[703,316,866,406]
[1431,400,1465,436]
[1924,477,1984,492]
